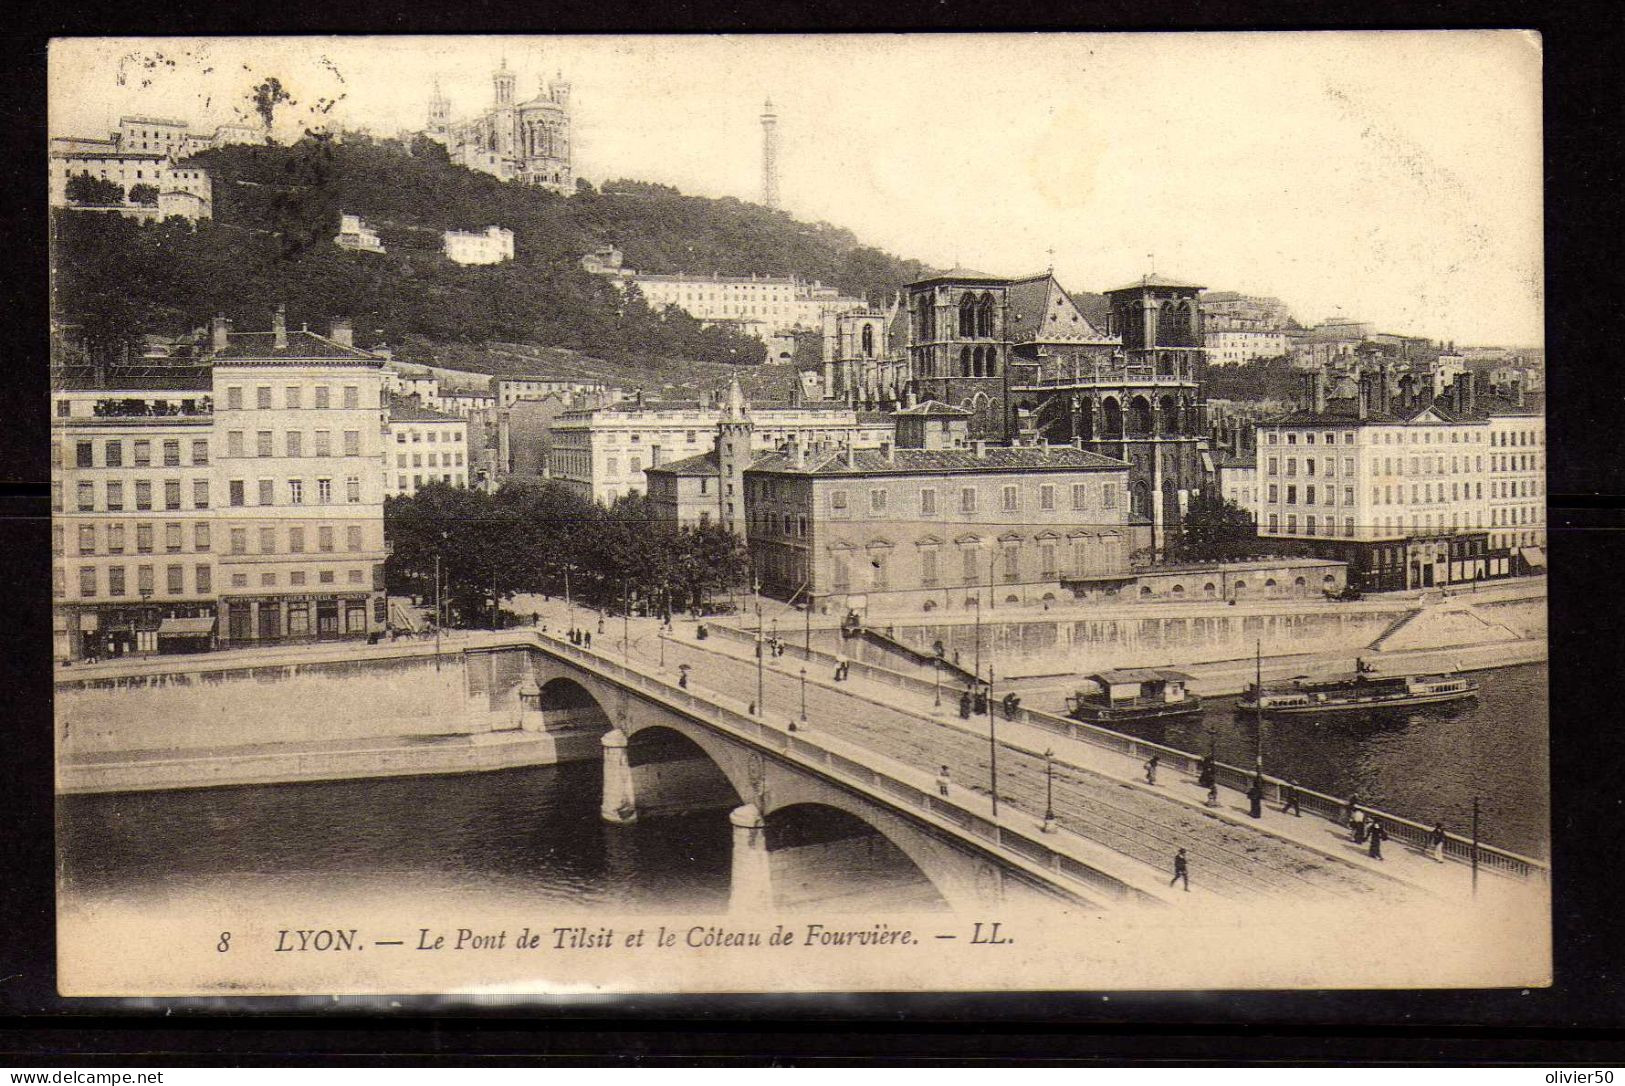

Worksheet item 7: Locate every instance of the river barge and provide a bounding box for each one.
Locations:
[1067,669,1203,724]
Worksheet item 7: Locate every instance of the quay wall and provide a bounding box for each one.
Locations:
[58,645,485,758]
[818,590,1547,680]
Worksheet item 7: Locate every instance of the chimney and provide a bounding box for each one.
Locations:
[790,438,805,469]
[1465,371,1478,415]
[273,304,288,349]
[881,439,895,464]
[211,315,231,352]
[1357,376,1370,421]
[1312,370,1327,415]
[330,317,353,348]
[972,439,987,459]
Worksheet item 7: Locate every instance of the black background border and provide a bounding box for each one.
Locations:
[1,0,1622,1066]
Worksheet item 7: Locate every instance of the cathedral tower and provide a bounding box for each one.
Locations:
[760,97,780,210]
[494,60,516,110]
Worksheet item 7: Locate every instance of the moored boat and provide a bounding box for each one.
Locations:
[1239,668,1478,714]
[1068,669,1203,724]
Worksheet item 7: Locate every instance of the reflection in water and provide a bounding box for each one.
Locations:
[1104,662,1549,857]
[59,761,734,913]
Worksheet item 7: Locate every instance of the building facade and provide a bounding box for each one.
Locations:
[1253,372,1539,590]
[52,309,391,661]
[51,374,219,662]
[385,398,470,498]
[335,213,386,253]
[426,63,572,194]
[1203,329,1288,366]
[208,310,390,647]
[742,415,1133,615]
[628,272,867,341]
[443,226,515,265]
[1198,291,1293,332]
[552,386,887,505]
[494,375,610,407]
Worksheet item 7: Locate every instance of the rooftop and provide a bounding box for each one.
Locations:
[748,444,1129,477]
[644,450,722,477]
[211,330,381,365]
[1104,273,1205,294]
[892,400,972,418]
[388,395,465,423]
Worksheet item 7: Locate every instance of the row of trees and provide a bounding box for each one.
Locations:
[384,481,751,625]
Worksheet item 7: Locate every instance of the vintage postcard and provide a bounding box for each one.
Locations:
[50,32,1548,996]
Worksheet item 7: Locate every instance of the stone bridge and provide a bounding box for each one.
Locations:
[483,635,1159,914]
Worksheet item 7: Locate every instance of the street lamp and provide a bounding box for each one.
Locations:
[987,663,999,818]
[659,626,666,669]
[754,596,765,716]
[799,666,807,724]
[1043,747,1056,832]
[932,657,942,710]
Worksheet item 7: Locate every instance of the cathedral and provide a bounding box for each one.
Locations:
[425,61,573,194]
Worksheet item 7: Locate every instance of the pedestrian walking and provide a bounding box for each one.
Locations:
[1344,792,1361,827]
[959,690,972,719]
[1247,774,1264,819]
[937,765,951,797]
[973,689,988,716]
[1198,753,1216,790]
[1368,819,1386,860]
[1429,822,1447,863]
[1281,780,1302,817]
[1204,782,1221,808]
[1351,807,1368,844]
[678,670,688,689]
[1144,755,1159,786]
[1170,848,1190,892]
[531,612,540,627]
[584,631,592,648]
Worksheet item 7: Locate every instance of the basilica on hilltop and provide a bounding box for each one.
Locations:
[425,60,573,194]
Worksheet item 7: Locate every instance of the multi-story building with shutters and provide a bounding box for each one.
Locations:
[51,307,392,662]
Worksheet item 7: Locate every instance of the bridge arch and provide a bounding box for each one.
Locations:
[760,802,949,911]
[536,677,613,732]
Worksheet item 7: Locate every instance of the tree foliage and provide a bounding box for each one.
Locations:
[128,183,159,206]
[1169,493,1264,563]
[64,173,125,206]
[384,480,750,623]
[54,135,916,369]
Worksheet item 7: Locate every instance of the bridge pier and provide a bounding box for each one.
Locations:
[729,803,774,913]
[600,730,638,824]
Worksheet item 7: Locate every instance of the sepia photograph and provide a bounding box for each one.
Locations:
[48,31,1549,996]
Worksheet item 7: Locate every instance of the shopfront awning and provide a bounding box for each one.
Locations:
[156,616,217,636]
[1519,546,1546,569]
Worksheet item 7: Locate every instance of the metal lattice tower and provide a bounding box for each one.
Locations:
[760,97,780,210]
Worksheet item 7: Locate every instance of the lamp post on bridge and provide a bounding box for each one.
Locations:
[987,662,999,818]
[798,666,807,726]
[1043,747,1056,833]
[754,586,764,717]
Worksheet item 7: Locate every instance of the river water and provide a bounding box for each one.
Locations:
[57,663,1548,913]
[1102,661,1549,858]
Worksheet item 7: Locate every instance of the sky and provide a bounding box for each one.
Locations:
[49,33,1545,346]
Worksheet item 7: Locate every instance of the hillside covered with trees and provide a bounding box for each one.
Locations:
[51,132,931,373]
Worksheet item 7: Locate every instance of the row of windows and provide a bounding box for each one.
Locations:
[827,537,1123,591]
[52,563,377,599]
[1266,428,1500,446]
[57,563,212,598]
[63,478,209,513]
[1266,484,1359,507]
[222,385,369,411]
[1266,456,1358,478]
[395,452,464,469]
[1491,480,1542,498]
[1364,482,1486,505]
[1491,454,1542,472]
[1492,506,1542,526]
[1266,512,1492,536]
[394,473,462,491]
[827,482,1120,517]
[55,521,213,556]
[395,429,465,444]
[1492,429,1542,446]
[63,438,208,470]
[224,430,365,458]
[226,477,361,506]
